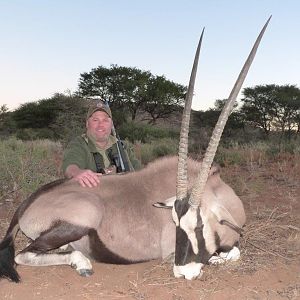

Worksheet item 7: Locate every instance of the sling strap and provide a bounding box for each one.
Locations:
[92,153,106,174]
[90,139,131,174]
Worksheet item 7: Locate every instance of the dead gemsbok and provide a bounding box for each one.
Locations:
[0,18,270,282]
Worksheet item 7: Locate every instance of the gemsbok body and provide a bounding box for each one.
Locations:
[0,17,270,282]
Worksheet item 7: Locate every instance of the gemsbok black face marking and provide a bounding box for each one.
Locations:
[173,198,213,279]
[0,17,270,283]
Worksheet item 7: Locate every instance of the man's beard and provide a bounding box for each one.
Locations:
[87,130,110,144]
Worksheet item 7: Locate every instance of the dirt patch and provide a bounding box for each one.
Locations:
[0,162,299,300]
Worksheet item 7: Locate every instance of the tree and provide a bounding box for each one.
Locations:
[11,94,88,141]
[13,98,61,129]
[49,94,88,142]
[294,111,300,135]
[111,66,152,121]
[142,76,186,124]
[192,99,244,138]
[240,84,300,137]
[214,99,238,111]
[0,105,17,137]
[78,65,186,122]
[271,85,300,138]
[0,104,8,114]
[240,85,278,135]
[78,65,151,119]
[0,105,9,127]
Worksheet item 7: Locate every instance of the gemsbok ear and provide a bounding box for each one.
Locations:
[210,204,243,234]
[153,196,176,209]
[210,204,237,224]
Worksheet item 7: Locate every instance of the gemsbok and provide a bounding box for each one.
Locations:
[0,17,270,282]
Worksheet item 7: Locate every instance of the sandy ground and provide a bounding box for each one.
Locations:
[0,161,299,300]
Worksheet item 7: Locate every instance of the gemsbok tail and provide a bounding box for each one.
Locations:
[0,210,20,282]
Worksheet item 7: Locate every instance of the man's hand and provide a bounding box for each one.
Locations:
[73,169,101,187]
[65,165,101,187]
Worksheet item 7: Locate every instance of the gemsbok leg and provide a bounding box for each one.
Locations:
[15,221,93,276]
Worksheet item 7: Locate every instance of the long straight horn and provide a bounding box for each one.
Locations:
[176,28,205,200]
[189,16,272,207]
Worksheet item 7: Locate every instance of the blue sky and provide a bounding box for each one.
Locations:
[0,1,299,111]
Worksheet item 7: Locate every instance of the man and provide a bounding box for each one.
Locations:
[62,101,133,187]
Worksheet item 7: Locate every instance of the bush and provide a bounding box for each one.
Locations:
[214,139,300,167]
[122,140,142,170]
[15,128,57,141]
[118,121,179,143]
[0,137,63,200]
[137,138,178,165]
[2,136,299,203]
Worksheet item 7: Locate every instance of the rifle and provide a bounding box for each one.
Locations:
[103,100,132,173]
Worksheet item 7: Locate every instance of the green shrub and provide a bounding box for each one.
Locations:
[118,121,179,143]
[138,138,178,165]
[15,128,57,141]
[214,139,300,167]
[122,140,142,170]
[0,137,62,200]
[1,136,299,203]
[215,147,245,167]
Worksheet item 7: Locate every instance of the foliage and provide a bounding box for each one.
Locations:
[214,98,239,110]
[135,138,179,165]
[121,140,142,171]
[0,104,8,114]
[0,106,17,137]
[191,108,244,143]
[2,136,299,203]
[15,127,57,140]
[0,137,178,200]
[141,76,186,124]
[272,85,300,136]
[0,138,62,200]
[78,65,151,120]
[190,85,300,144]
[9,94,88,143]
[240,84,300,136]
[78,65,186,123]
[49,94,88,144]
[118,121,179,143]
[2,77,300,149]
[13,98,60,129]
[215,137,300,167]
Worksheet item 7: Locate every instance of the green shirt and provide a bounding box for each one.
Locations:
[62,134,133,174]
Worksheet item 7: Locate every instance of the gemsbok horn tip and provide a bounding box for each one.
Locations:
[189,17,271,208]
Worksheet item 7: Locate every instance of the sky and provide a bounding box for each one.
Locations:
[0,1,299,112]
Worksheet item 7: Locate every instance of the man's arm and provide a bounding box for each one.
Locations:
[65,164,101,188]
[62,137,101,188]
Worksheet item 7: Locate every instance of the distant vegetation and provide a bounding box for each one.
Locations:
[1,137,299,202]
[0,138,62,199]
[0,66,299,189]
[1,66,299,144]
[1,85,300,143]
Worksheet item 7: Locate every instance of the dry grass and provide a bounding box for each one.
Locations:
[119,204,299,300]
[121,159,300,299]
[0,142,299,300]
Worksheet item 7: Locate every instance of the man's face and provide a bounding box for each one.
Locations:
[86,110,112,144]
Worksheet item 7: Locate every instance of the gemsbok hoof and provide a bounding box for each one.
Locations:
[70,251,93,276]
[78,269,94,277]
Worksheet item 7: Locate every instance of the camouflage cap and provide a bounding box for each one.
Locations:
[86,101,112,119]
